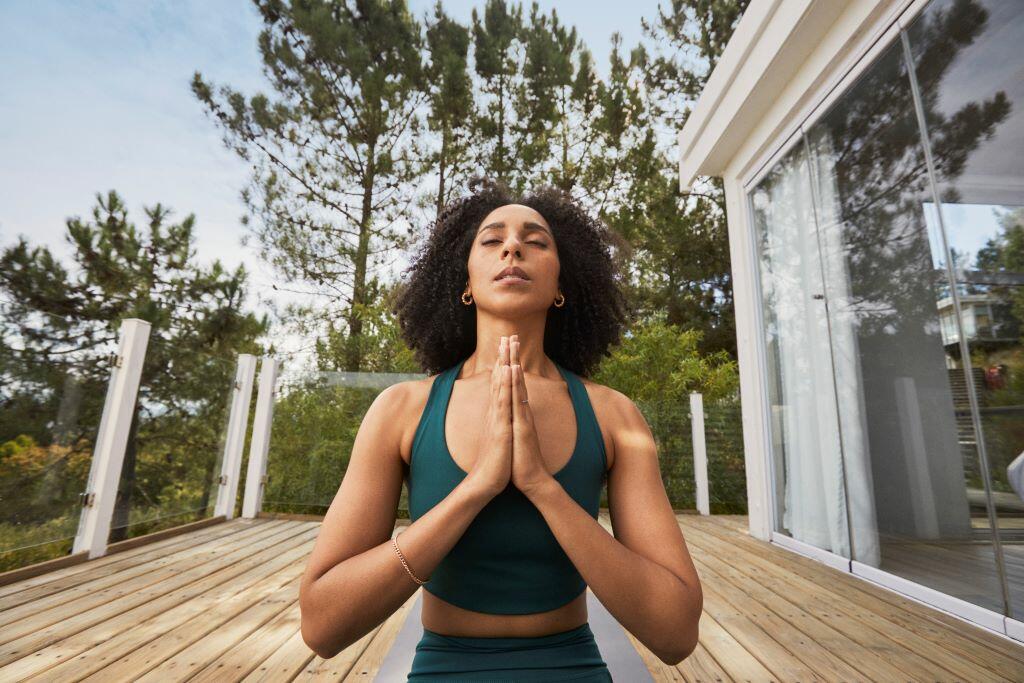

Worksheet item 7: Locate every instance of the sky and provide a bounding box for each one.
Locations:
[0,0,664,362]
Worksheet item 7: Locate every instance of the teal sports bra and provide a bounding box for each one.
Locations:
[407,357,608,615]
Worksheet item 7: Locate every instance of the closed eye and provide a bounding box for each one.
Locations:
[483,239,547,247]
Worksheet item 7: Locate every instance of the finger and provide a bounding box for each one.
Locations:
[511,363,522,423]
[491,337,504,400]
[502,334,510,366]
[511,362,519,414]
[499,364,511,419]
[512,362,531,425]
[510,335,519,365]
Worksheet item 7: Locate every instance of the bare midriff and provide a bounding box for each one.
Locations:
[420,588,588,637]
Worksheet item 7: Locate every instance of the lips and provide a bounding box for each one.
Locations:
[495,266,530,281]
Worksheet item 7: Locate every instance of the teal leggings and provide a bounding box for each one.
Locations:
[407,622,613,681]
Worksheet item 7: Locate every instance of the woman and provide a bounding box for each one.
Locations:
[298,176,703,681]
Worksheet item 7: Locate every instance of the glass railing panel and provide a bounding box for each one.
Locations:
[636,399,695,511]
[0,300,117,571]
[265,361,422,517]
[105,333,239,543]
[703,397,748,514]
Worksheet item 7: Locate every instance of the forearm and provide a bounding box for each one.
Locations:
[303,476,495,658]
[524,479,701,663]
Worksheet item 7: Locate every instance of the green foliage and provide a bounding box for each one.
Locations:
[263,378,382,515]
[193,0,428,371]
[261,316,746,517]
[0,191,268,570]
[593,314,738,403]
[593,316,744,512]
[0,2,756,572]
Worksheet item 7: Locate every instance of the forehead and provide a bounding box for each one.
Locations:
[477,204,549,232]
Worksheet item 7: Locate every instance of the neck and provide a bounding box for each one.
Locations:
[464,308,556,378]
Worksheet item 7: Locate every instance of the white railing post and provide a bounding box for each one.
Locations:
[242,356,279,518]
[690,391,710,515]
[73,318,151,559]
[214,354,257,520]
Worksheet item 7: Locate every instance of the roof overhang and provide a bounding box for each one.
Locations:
[677,0,851,191]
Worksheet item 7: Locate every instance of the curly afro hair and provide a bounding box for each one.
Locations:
[393,175,630,377]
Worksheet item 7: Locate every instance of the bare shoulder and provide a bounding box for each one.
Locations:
[577,376,645,471]
[382,372,443,468]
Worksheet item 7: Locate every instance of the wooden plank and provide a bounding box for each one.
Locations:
[706,514,1023,654]
[0,519,289,615]
[104,515,228,555]
[188,595,303,683]
[76,542,311,682]
[241,628,317,682]
[687,520,998,682]
[698,515,1024,666]
[686,532,935,682]
[700,582,821,681]
[691,606,778,683]
[0,550,90,588]
[0,518,269,606]
[696,515,1024,681]
[0,518,300,639]
[0,521,314,666]
[681,642,732,683]
[131,574,306,682]
[6,525,318,682]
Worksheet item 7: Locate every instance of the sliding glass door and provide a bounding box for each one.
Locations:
[750,136,854,560]
[903,0,1024,618]
[750,0,1022,619]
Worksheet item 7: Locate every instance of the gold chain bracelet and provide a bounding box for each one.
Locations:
[392,536,427,585]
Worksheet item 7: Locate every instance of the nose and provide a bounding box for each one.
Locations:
[502,237,522,259]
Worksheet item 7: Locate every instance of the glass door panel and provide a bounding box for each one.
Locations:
[750,138,853,558]
[800,14,1004,614]
[905,0,1024,618]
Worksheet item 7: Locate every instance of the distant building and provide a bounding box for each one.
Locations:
[678,0,1024,642]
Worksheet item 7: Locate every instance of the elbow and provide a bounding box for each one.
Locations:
[301,622,333,660]
[301,613,350,660]
[658,635,698,666]
[658,588,702,665]
[300,602,336,659]
[657,627,699,666]
[299,579,347,660]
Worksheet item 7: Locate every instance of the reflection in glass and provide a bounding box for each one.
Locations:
[750,139,852,558]
[907,0,1024,618]
[750,0,1023,617]
[803,30,998,610]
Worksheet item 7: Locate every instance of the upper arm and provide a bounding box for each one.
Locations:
[606,392,702,598]
[300,381,411,595]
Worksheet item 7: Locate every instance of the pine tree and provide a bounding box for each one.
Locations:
[192,0,427,371]
[0,190,269,542]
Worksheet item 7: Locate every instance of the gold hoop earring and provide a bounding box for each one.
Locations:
[553,292,565,308]
[461,290,474,305]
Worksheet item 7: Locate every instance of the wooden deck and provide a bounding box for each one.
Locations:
[0,514,1021,682]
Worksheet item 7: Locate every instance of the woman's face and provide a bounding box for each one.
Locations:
[465,203,560,315]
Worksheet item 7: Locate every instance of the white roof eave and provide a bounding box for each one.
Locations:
[677,0,850,191]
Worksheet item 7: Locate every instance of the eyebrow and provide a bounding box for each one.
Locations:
[477,220,552,237]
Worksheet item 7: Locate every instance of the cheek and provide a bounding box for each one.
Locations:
[466,250,491,285]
